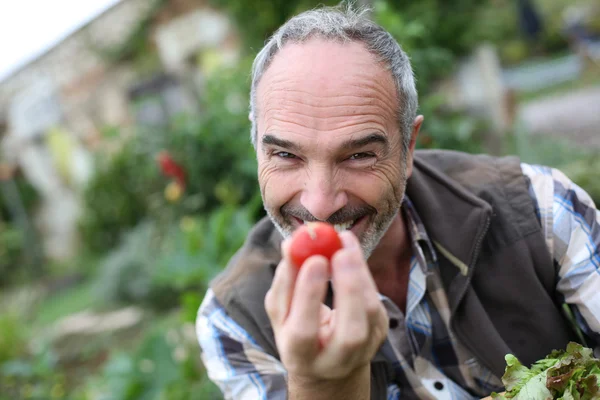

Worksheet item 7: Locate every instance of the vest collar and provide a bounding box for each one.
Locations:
[406,155,493,277]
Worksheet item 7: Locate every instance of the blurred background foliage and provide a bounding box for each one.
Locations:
[79,60,259,254]
[1,0,599,398]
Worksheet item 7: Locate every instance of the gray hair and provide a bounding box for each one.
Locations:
[249,3,418,153]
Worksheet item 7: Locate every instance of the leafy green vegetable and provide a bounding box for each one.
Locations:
[491,342,600,400]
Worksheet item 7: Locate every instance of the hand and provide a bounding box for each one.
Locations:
[265,231,389,382]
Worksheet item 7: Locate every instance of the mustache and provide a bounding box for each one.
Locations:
[280,203,376,225]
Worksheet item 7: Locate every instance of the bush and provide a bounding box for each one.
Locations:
[372,1,489,154]
[0,224,25,287]
[0,176,42,286]
[0,176,40,223]
[208,0,341,51]
[95,196,261,310]
[80,60,259,254]
[153,202,259,292]
[94,221,177,310]
[0,314,65,400]
[0,313,28,364]
[561,157,600,206]
[75,321,221,400]
[79,140,158,254]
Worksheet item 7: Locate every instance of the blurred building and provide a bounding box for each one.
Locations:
[0,0,239,145]
[0,0,240,260]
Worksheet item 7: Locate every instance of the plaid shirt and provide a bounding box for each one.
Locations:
[196,163,600,400]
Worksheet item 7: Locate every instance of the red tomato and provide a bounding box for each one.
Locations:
[289,222,343,268]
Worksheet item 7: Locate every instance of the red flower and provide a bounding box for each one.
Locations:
[156,151,186,190]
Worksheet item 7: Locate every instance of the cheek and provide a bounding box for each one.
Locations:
[344,164,403,207]
[258,163,301,208]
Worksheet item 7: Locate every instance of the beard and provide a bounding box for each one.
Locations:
[263,176,407,259]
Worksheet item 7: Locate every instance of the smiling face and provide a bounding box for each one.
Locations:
[255,38,418,257]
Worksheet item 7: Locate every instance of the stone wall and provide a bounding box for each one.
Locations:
[0,0,239,261]
[0,0,238,143]
[0,0,156,137]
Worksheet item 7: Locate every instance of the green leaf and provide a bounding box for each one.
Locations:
[566,342,594,361]
[503,354,536,394]
[532,357,560,374]
[558,382,578,400]
[500,343,600,399]
[512,370,553,400]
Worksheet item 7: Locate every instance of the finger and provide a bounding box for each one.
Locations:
[319,303,332,325]
[338,232,384,330]
[338,230,379,294]
[285,255,330,355]
[338,230,361,250]
[265,239,298,327]
[318,305,335,349]
[332,234,388,359]
[329,248,370,352]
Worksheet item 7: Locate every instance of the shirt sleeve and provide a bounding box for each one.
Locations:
[521,163,600,351]
[196,289,288,400]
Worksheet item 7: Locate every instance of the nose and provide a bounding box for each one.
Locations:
[300,166,348,221]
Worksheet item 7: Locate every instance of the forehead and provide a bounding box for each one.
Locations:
[255,38,398,124]
[262,38,389,81]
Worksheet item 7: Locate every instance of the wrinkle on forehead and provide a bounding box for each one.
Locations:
[255,38,400,142]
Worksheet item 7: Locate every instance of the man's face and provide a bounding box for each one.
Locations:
[255,39,416,258]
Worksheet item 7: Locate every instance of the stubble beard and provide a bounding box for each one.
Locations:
[262,171,407,260]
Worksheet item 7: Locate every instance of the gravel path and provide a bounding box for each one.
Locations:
[518,86,600,149]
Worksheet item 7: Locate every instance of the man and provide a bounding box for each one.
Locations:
[196,4,600,399]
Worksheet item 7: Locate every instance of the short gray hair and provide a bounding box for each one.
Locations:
[249,3,418,153]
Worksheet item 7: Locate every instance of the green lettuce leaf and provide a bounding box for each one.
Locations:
[503,354,538,394]
[497,343,600,400]
[513,370,554,400]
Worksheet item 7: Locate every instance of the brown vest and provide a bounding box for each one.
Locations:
[210,149,580,399]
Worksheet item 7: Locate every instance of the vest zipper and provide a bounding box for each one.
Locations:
[451,214,499,376]
[466,214,491,288]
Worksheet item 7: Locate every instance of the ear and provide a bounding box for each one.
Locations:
[405,115,424,179]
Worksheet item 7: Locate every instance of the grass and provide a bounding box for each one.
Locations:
[33,280,97,326]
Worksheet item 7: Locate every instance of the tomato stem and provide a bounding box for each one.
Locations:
[306,222,317,240]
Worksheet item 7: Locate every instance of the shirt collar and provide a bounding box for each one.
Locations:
[402,196,438,267]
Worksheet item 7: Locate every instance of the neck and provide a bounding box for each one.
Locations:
[368,209,413,283]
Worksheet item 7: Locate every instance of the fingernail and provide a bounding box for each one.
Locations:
[339,231,358,249]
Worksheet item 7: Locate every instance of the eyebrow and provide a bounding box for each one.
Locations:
[261,134,300,152]
[342,133,389,151]
[261,132,389,153]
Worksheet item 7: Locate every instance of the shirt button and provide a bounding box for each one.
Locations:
[389,318,399,329]
[434,381,444,390]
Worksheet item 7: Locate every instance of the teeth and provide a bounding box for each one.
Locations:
[333,221,355,232]
[302,220,356,231]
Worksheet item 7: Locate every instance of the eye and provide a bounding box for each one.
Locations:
[348,152,374,160]
[274,151,298,159]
